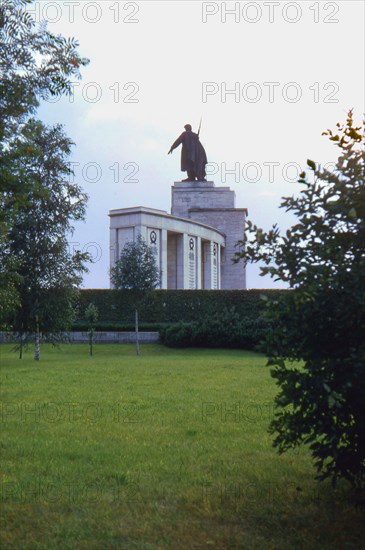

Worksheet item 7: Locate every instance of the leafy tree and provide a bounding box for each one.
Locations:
[235,111,365,492]
[110,235,160,355]
[0,0,88,224]
[0,0,89,319]
[0,256,20,329]
[0,0,88,144]
[6,119,89,359]
[85,303,99,357]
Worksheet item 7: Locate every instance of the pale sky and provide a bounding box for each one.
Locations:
[34,0,365,289]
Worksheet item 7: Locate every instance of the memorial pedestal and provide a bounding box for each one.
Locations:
[171,180,247,289]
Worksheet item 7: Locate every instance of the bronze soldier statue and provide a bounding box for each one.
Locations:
[168,124,207,182]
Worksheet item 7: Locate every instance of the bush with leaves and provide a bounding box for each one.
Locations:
[160,322,195,348]
[160,307,269,350]
[234,111,365,491]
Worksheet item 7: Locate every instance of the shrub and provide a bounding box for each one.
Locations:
[234,111,365,490]
[160,322,195,348]
[160,307,271,350]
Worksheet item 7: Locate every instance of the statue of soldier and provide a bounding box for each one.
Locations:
[168,124,207,182]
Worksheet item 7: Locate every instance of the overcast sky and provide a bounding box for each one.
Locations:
[34,0,364,289]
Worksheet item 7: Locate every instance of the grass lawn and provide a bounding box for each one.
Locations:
[0,343,363,549]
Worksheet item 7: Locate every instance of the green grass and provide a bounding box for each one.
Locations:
[0,344,363,549]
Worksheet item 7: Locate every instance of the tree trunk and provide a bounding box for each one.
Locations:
[135,308,139,356]
[34,315,40,361]
[89,329,93,356]
[19,332,23,360]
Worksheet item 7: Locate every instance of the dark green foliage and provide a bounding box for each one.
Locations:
[10,287,80,359]
[110,235,160,291]
[159,307,270,350]
[235,111,365,490]
[0,257,20,328]
[71,321,170,332]
[0,0,89,327]
[160,322,196,348]
[13,288,79,334]
[0,0,88,230]
[74,288,284,325]
[6,120,89,354]
[85,303,99,326]
[73,289,276,350]
[0,0,88,149]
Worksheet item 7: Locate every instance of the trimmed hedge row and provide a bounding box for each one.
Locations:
[75,289,285,327]
[72,321,170,332]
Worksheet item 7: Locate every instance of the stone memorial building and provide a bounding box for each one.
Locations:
[109,180,247,290]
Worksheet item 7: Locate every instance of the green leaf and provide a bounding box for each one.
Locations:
[328,394,336,409]
[348,208,357,219]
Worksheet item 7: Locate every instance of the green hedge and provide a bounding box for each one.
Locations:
[75,289,286,328]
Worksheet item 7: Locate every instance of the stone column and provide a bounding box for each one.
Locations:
[188,236,198,289]
[196,237,202,289]
[203,241,212,289]
[177,233,189,289]
[202,241,219,289]
[212,243,218,289]
[160,229,168,289]
[217,244,221,289]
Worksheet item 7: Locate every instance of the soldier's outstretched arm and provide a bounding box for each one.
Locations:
[168,133,184,154]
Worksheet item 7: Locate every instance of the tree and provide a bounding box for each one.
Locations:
[0,0,88,144]
[234,111,365,492]
[110,235,160,355]
[0,0,88,224]
[85,303,98,357]
[0,0,89,320]
[6,119,89,359]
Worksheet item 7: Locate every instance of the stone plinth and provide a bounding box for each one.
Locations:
[173,180,215,189]
[171,181,247,289]
[171,181,235,218]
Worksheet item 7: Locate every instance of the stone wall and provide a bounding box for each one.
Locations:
[68,332,160,343]
[167,233,177,289]
[0,332,160,344]
[189,209,246,290]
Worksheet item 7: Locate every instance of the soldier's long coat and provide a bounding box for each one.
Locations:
[170,130,207,179]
